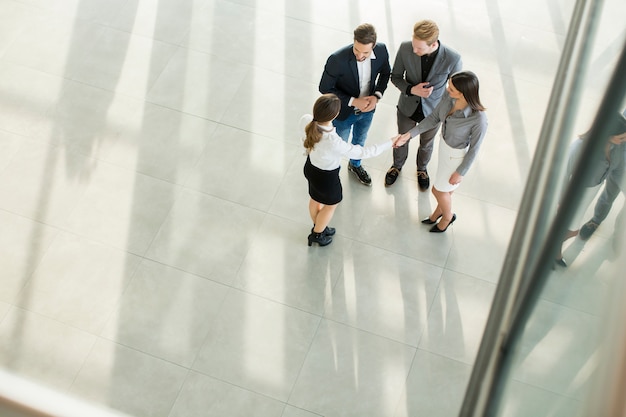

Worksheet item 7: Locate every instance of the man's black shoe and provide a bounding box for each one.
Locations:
[348,164,372,186]
[579,220,599,241]
[417,170,430,191]
[385,167,401,186]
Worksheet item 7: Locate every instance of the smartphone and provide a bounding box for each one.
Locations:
[422,83,431,88]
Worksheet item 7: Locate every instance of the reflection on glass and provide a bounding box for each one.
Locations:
[489,108,626,416]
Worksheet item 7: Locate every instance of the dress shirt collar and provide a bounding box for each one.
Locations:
[449,99,473,118]
[318,124,334,132]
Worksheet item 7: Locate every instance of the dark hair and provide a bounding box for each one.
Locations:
[450,71,485,112]
[608,112,626,136]
[579,113,626,140]
[303,94,341,152]
[354,23,377,45]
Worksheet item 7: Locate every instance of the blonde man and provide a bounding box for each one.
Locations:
[385,20,462,189]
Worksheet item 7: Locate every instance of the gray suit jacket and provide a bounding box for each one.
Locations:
[391,41,462,118]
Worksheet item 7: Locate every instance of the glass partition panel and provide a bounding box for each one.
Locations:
[460,0,626,414]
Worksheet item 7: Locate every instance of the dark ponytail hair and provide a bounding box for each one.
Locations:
[450,71,485,112]
[303,94,341,152]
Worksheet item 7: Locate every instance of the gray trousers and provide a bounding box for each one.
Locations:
[592,173,624,224]
[392,108,439,171]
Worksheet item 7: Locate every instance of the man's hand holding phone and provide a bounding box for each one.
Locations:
[410,82,433,98]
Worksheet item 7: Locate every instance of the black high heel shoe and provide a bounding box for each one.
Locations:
[421,214,442,225]
[312,226,336,236]
[308,231,333,246]
[430,214,457,233]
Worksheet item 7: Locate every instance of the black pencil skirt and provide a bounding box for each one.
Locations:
[303,156,343,205]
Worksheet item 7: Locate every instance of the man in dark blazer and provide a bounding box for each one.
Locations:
[319,23,391,186]
[385,20,462,189]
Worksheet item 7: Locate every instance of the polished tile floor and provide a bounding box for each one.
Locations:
[0,0,624,416]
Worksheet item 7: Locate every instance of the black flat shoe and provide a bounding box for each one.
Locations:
[421,214,442,225]
[430,214,457,233]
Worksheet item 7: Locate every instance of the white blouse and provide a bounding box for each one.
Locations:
[300,114,392,171]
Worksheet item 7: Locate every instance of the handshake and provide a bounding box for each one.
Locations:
[391,132,411,148]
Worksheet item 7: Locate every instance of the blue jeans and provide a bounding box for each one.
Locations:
[333,110,375,167]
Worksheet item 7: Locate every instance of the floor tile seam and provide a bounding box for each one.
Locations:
[344,235,450,271]
[3,304,99,340]
[94,333,193,371]
[0,1,49,64]
[91,21,186,49]
[413,346,477,368]
[71,153,194,189]
[40,222,150,258]
[60,71,163,104]
[505,375,584,401]
[283,305,326,407]
[282,404,324,417]
[1,211,63,302]
[414,269,447,349]
[132,255,233,290]
[319,316,421,350]
[184,290,318,406]
[0,59,119,97]
[16,242,140,336]
[9,213,154,265]
[390,347,419,417]
[255,210,330,239]
[0,126,38,142]
[66,331,100,394]
[262,156,306,225]
[14,5,150,42]
[443,264,501,287]
[0,206,66,231]
[130,39,189,102]
[219,286,326,321]
[179,120,304,172]
[175,176,284,214]
[0,57,172,110]
[528,295,605,319]
[179,24,329,86]
[141,186,279,272]
[131,182,183,259]
[190,117,293,149]
[185,285,232,372]
[3,141,95,232]
[163,368,192,417]
[36,15,189,75]
[75,335,196,414]
[182,366,292,408]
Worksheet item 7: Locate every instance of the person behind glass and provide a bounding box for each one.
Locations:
[303,94,401,246]
[555,112,626,267]
[397,71,487,232]
[578,110,626,244]
[385,19,462,189]
[319,23,391,186]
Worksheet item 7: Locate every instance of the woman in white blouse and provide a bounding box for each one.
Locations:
[302,93,402,246]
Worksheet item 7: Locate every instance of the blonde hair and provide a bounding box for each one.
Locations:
[303,94,341,152]
[413,20,439,45]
